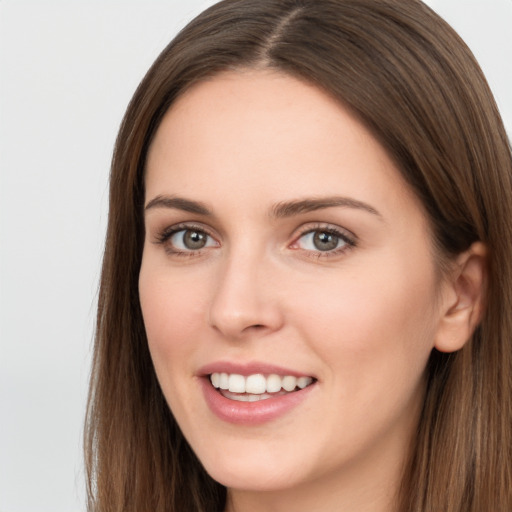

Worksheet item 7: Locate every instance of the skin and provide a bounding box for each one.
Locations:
[139,70,480,512]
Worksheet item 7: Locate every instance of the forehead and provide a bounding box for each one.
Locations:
[145,69,422,222]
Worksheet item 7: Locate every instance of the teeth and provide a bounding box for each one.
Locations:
[246,374,267,394]
[297,376,311,389]
[219,372,229,390]
[282,376,297,392]
[266,374,282,393]
[222,390,274,402]
[228,374,245,393]
[209,372,313,395]
[211,372,220,388]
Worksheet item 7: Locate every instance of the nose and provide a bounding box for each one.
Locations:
[208,251,284,340]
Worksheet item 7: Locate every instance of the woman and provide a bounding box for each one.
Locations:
[85,0,512,510]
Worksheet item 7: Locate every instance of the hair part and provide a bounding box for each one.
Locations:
[85,1,512,510]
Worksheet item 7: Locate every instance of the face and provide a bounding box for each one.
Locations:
[139,70,448,501]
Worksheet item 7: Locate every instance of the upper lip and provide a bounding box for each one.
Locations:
[197,361,315,379]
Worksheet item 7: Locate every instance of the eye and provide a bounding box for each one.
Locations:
[291,226,355,255]
[155,224,219,255]
[170,229,215,250]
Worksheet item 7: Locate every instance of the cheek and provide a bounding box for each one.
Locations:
[289,254,439,392]
[138,261,214,428]
[138,261,208,373]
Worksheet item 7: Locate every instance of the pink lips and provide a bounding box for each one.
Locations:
[198,361,316,425]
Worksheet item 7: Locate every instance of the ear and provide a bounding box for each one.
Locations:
[434,242,488,353]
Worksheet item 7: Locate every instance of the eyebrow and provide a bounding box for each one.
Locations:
[144,194,382,219]
[270,196,382,219]
[145,195,212,215]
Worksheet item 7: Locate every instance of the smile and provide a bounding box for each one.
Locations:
[199,363,318,424]
[209,372,315,402]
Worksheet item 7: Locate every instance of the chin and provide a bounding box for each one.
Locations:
[196,440,308,492]
[205,464,302,492]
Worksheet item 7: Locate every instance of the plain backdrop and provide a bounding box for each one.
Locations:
[0,1,511,511]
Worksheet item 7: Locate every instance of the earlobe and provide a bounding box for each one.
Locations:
[434,242,488,353]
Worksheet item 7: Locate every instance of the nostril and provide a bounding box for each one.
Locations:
[240,324,266,334]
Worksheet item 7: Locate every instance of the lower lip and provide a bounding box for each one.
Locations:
[200,377,316,425]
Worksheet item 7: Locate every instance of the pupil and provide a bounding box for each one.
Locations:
[184,230,206,249]
[313,231,338,251]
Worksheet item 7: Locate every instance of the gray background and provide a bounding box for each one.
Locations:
[1,1,511,511]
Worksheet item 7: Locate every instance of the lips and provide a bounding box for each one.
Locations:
[198,362,317,424]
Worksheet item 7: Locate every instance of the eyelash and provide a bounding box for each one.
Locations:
[153,222,356,258]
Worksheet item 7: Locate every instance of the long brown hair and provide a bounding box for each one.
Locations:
[85,1,512,510]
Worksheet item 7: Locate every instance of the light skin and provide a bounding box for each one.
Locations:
[139,70,486,512]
